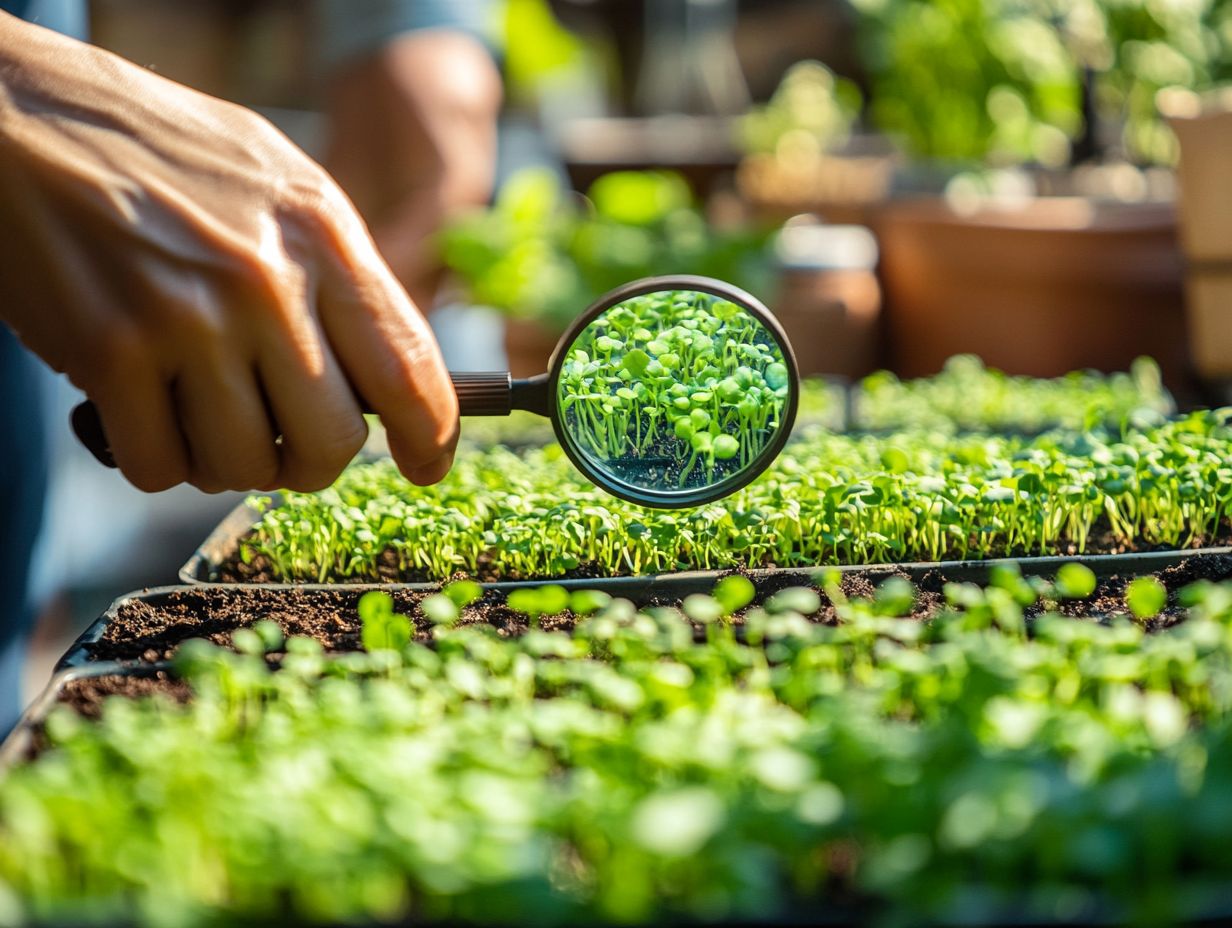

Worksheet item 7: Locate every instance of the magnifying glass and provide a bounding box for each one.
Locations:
[72,275,799,508]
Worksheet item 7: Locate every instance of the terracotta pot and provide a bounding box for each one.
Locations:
[772,267,881,378]
[875,197,1188,387]
[1166,98,1232,379]
[771,222,883,378]
[503,318,561,379]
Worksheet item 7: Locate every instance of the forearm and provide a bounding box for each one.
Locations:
[322,30,501,306]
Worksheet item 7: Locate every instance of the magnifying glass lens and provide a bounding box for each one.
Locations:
[555,288,794,507]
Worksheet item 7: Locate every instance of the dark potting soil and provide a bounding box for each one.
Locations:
[212,518,1232,585]
[57,673,191,719]
[91,587,581,663]
[15,674,190,762]
[93,555,1232,664]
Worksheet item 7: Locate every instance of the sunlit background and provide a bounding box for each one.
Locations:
[21,0,1232,697]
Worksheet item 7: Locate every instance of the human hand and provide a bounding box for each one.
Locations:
[0,12,458,493]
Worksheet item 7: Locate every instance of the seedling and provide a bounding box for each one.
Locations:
[507,585,569,626]
[420,594,459,627]
[1055,563,1097,600]
[358,591,411,652]
[241,406,1232,584]
[1127,576,1168,619]
[7,568,1231,927]
[559,290,790,489]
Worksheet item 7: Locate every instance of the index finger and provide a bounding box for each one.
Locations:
[314,217,458,484]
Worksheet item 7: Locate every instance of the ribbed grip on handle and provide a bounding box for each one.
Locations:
[451,371,514,416]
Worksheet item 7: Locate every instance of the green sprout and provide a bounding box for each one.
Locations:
[11,568,1232,925]
[558,290,790,491]
[358,591,411,652]
[1054,563,1097,600]
[1127,576,1168,620]
[507,585,570,626]
[237,380,1220,585]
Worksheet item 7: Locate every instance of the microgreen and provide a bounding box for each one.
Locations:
[8,570,1232,925]
[855,355,1172,434]
[443,580,483,609]
[558,290,789,490]
[358,591,411,652]
[1127,576,1168,619]
[712,575,756,616]
[1054,563,1097,600]
[765,587,822,615]
[419,594,459,627]
[507,585,569,625]
[240,408,1232,583]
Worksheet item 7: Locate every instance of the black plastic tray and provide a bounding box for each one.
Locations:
[12,638,1232,928]
[0,661,158,776]
[85,537,1232,674]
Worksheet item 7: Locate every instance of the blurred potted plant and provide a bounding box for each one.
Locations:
[1162,88,1232,395]
[852,0,1229,387]
[439,168,773,375]
[735,60,896,227]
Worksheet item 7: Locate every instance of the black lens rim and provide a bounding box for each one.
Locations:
[547,275,800,510]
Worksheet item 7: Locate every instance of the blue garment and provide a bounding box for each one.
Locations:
[0,0,86,39]
[0,0,82,735]
[313,0,497,73]
[0,327,48,736]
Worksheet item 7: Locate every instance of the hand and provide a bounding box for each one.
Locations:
[0,12,458,493]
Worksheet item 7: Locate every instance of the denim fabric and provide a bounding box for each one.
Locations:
[0,327,48,736]
[1,0,87,39]
[313,0,497,73]
[0,0,81,735]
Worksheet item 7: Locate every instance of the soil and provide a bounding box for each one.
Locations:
[57,673,190,719]
[90,587,580,663]
[13,673,191,761]
[212,518,1232,585]
[91,554,1232,664]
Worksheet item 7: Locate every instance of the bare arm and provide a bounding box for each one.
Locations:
[321,30,502,309]
[0,11,458,493]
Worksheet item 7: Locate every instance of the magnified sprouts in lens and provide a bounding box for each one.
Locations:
[558,290,791,494]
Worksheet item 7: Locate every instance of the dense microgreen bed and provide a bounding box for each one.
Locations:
[561,290,790,489]
[5,569,1232,925]
[454,376,839,453]
[853,356,1172,434]
[452,359,1161,454]
[237,410,1232,583]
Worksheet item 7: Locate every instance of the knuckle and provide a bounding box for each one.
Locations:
[234,251,294,307]
[121,459,186,494]
[333,416,371,461]
[189,471,228,495]
[223,448,280,492]
[166,299,229,346]
[277,421,366,493]
[276,460,335,494]
[95,326,146,380]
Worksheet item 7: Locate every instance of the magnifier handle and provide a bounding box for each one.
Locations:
[451,371,513,416]
[70,370,539,469]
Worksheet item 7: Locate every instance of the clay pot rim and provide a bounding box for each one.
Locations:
[882,195,1175,232]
